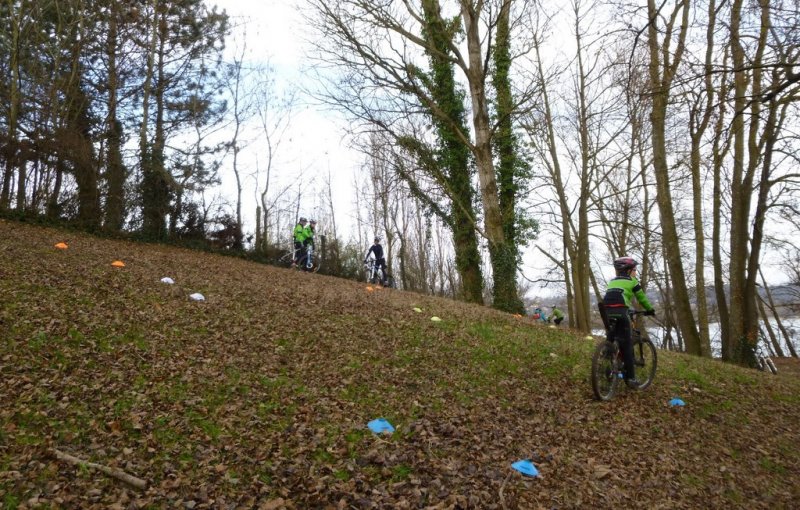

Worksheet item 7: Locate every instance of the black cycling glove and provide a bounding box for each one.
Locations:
[645,309,656,316]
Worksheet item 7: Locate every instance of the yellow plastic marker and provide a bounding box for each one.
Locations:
[111,260,126,268]
[430,316,442,322]
[412,307,422,313]
[54,242,68,250]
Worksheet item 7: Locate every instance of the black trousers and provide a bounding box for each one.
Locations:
[607,312,635,380]
[554,316,563,326]
[375,258,387,281]
[293,241,304,264]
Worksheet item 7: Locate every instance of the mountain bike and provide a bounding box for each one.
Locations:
[591,309,657,401]
[755,342,778,374]
[364,259,394,288]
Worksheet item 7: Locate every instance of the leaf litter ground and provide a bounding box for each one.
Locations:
[1,219,799,509]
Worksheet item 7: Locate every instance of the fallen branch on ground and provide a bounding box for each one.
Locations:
[51,448,148,490]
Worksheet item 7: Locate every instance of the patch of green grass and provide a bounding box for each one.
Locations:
[258,470,273,485]
[3,491,20,509]
[313,449,335,464]
[724,488,743,504]
[468,323,497,342]
[28,331,50,351]
[153,416,184,446]
[681,473,704,487]
[731,372,757,386]
[771,392,800,404]
[186,410,222,441]
[391,464,412,481]
[158,380,189,403]
[113,395,136,416]
[334,469,351,481]
[672,359,709,389]
[759,457,787,475]
[697,399,736,420]
[67,327,85,347]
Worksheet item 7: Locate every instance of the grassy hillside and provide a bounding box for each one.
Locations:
[1,219,799,509]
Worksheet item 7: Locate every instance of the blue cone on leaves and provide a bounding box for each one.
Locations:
[367,418,395,434]
[511,459,539,477]
[669,398,686,407]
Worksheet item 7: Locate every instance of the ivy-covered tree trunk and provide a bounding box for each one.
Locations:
[421,0,483,304]
[64,13,100,230]
[493,0,530,304]
[104,11,127,232]
[460,0,522,313]
[69,80,100,229]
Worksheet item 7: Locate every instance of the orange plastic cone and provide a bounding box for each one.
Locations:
[111,260,126,268]
[366,286,374,292]
[54,242,68,250]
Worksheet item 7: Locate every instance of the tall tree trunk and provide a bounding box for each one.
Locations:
[573,10,593,332]
[726,0,752,361]
[65,8,100,230]
[460,0,522,313]
[646,0,702,355]
[421,0,484,304]
[139,0,164,238]
[104,11,127,231]
[1,0,22,210]
[687,0,719,357]
[711,51,731,356]
[493,0,527,308]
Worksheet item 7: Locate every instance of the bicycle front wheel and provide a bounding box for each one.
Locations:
[592,341,620,401]
[632,339,657,390]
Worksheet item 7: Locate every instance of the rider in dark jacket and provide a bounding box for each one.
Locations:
[364,237,387,286]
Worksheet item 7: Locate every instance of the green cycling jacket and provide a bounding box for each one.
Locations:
[302,225,315,244]
[293,224,307,243]
[603,276,654,312]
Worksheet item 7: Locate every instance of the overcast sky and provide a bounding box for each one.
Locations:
[206,0,796,299]
[210,0,364,238]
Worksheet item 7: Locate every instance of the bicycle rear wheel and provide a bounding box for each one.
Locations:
[632,339,657,390]
[592,340,621,401]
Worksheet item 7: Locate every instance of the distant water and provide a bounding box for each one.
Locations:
[593,317,800,358]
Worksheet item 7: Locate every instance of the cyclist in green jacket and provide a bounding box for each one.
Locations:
[603,256,655,388]
[303,219,317,248]
[550,306,565,326]
[292,217,308,267]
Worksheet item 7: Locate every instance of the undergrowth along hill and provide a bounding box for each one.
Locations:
[1,219,799,509]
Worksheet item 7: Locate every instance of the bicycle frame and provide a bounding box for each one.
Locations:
[365,259,383,283]
[592,308,657,400]
[754,342,778,374]
[305,244,314,269]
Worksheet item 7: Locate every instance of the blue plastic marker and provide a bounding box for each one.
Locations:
[669,398,686,407]
[511,459,539,477]
[367,418,395,434]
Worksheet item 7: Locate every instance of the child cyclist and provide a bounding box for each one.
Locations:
[603,257,656,388]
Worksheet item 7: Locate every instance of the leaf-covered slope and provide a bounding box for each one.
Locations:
[1,219,799,509]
